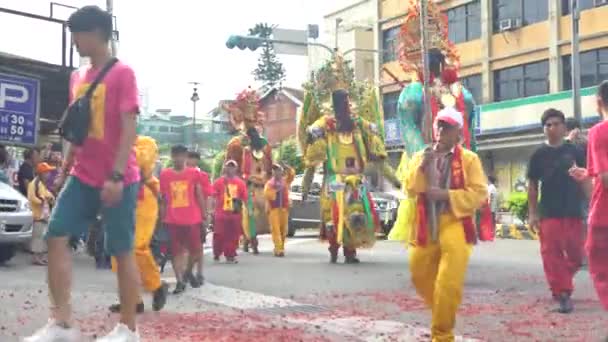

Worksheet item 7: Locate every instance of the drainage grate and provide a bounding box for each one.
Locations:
[253,304,328,315]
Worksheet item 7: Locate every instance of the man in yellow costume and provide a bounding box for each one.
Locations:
[224,87,273,254]
[299,54,396,263]
[405,108,487,341]
[109,136,168,313]
[264,163,295,257]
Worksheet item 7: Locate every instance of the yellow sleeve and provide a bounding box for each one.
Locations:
[448,151,488,218]
[27,181,42,205]
[264,182,277,201]
[405,152,428,196]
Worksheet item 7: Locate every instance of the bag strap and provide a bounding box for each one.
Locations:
[84,57,119,99]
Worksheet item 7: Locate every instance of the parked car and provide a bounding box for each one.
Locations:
[0,181,33,263]
[288,174,399,237]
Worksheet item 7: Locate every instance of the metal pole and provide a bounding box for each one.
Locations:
[335,18,343,50]
[106,0,117,57]
[419,0,438,242]
[190,82,200,150]
[571,0,582,121]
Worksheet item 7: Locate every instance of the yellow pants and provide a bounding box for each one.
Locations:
[111,213,162,293]
[268,208,289,254]
[409,216,473,342]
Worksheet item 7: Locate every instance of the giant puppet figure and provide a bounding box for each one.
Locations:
[224,87,273,254]
[298,54,398,264]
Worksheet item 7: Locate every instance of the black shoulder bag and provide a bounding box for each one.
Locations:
[59,58,119,146]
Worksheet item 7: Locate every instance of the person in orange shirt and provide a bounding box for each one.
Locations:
[264,163,295,257]
[212,160,248,263]
[27,162,56,266]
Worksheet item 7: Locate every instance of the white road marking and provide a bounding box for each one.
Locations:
[157,279,478,341]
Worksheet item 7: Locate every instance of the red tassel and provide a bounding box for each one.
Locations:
[416,196,428,246]
[242,150,252,181]
[367,192,381,231]
[456,92,470,149]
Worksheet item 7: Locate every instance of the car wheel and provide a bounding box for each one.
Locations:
[287,218,296,238]
[0,244,17,264]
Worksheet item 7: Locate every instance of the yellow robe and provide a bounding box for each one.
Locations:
[405,148,487,342]
[264,168,295,254]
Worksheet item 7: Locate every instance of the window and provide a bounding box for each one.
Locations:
[382,91,400,119]
[493,0,548,32]
[562,0,604,15]
[562,48,608,90]
[382,26,401,63]
[158,126,169,133]
[461,74,482,104]
[447,1,481,44]
[494,60,549,101]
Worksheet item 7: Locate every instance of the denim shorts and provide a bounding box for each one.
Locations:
[47,176,139,256]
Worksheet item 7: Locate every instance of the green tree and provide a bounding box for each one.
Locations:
[249,23,286,88]
[275,137,303,174]
[506,192,529,224]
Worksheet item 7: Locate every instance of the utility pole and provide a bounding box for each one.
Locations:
[571,0,582,121]
[106,0,117,56]
[189,82,200,150]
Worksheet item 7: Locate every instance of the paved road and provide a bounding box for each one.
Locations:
[1,231,606,341]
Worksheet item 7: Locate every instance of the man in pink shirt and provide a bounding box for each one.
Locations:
[25,6,142,342]
[570,81,608,311]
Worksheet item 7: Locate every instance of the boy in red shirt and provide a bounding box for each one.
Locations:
[184,151,213,284]
[570,81,608,310]
[212,160,247,263]
[160,145,206,294]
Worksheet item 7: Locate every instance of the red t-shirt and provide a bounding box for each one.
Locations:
[212,176,247,215]
[160,167,202,225]
[587,120,608,227]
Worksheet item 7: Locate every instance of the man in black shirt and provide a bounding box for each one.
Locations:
[17,148,40,196]
[528,109,586,314]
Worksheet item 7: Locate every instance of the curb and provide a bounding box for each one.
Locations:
[495,224,538,240]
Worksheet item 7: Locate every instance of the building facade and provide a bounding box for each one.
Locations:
[379,0,608,194]
[308,0,378,82]
[259,87,304,146]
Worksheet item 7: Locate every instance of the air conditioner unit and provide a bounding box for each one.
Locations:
[594,0,608,6]
[499,18,522,32]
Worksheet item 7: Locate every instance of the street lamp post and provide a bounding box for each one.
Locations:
[570,0,582,122]
[190,82,200,150]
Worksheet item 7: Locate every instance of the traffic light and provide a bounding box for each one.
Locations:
[225,35,264,51]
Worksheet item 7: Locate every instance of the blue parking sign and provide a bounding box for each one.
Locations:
[0,73,40,146]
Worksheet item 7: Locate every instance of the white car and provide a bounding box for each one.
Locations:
[0,181,33,263]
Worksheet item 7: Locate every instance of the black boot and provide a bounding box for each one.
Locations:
[557,292,574,314]
[173,281,186,294]
[252,238,259,255]
[345,256,360,264]
[243,240,250,253]
[330,250,338,264]
[152,282,169,311]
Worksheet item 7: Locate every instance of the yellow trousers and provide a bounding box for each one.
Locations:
[409,216,473,342]
[268,208,289,254]
[111,211,162,293]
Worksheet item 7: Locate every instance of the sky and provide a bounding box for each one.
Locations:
[0,0,357,116]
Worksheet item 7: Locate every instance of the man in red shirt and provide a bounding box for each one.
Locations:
[212,160,247,263]
[570,81,608,311]
[160,145,206,294]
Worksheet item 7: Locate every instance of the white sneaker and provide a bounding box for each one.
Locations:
[23,319,81,342]
[96,323,140,342]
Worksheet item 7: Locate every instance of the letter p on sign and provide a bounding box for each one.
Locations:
[0,83,28,109]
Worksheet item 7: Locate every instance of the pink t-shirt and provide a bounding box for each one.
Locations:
[160,167,202,225]
[69,61,140,187]
[587,120,608,227]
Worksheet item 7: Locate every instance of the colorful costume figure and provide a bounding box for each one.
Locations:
[264,164,296,256]
[298,54,396,263]
[110,136,167,312]
[224,88,273,254]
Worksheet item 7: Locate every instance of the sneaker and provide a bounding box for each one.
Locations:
[185,272,202,288]
[96,323,140,342]
[23,319,82,342]
[109,302,145,314]
[173,282,186,295]
[225,257,238,264]
[152,282,168,311]
[557,293,574,314]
